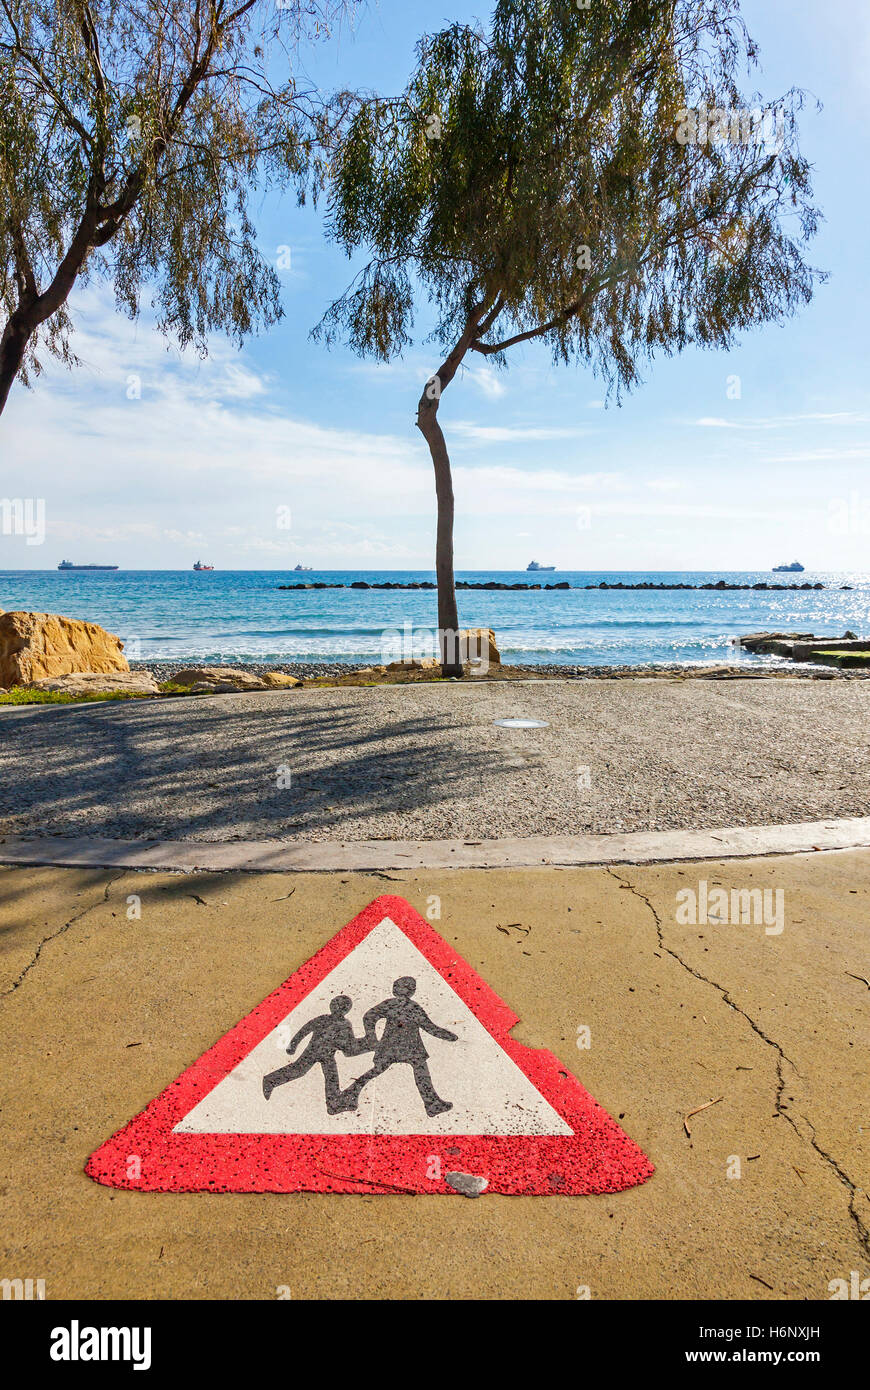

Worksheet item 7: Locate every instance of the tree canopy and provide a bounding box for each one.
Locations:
[315,0,823,672]
[0,0,352,412]
[319,0,821,386]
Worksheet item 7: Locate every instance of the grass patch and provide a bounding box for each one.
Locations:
[0,687,155,706]
[812,649,870,658]
[810,650,870,666]
[0,680,199,705]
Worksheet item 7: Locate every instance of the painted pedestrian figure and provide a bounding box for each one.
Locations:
[261,978,458,1118]
[262,995,368,1113]
[342,976,458,1117]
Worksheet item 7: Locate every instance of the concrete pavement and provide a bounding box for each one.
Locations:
[1,853,867,1299]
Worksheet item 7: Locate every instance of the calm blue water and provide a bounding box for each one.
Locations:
[1,570,868,666]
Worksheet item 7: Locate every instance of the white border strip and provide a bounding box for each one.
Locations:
[2,818,870,873]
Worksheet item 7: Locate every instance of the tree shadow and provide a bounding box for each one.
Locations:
[0,693,522,841]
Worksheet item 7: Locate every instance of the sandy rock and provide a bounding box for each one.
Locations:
[0,610,129,687]
[386,657,440,672]
[189,680,257,694]
[172,666,268,691]
[261,672,301,689]
[458,627,501,667]
[26,671,159,695]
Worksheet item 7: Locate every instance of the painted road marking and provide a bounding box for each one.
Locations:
[176,918,572,1136]
[86,896,654,1195]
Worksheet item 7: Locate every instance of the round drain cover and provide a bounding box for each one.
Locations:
[493,717,550,729]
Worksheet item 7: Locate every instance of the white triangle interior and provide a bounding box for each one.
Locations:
[174,916,572,1136]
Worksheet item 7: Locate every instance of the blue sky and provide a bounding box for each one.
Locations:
[2,0,870,572]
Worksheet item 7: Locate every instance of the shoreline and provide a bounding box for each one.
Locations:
[128,658,870,682]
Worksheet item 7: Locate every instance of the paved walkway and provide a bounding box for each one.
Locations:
[1,678,869,842]
[1,854,867,1299]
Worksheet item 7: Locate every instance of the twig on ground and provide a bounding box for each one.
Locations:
[683,1095,724,1137]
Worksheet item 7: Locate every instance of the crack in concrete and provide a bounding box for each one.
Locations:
[606,867,870,1263]
[1,870,125,999]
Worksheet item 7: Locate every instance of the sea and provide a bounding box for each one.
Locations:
[1,569,868,668]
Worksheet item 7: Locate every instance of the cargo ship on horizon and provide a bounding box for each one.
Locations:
[58,560,119,571]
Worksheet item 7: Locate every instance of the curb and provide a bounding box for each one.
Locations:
[2,817,870,874]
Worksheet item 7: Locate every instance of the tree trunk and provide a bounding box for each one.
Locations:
[416,380,463,677]
[0,316,31,417]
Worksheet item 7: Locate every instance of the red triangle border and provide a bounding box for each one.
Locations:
[86,895,655,1195]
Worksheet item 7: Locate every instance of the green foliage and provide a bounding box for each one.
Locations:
[810,651,870,665]
[316,0,823,395]
[0,685,154,702]
[0,0,352,390]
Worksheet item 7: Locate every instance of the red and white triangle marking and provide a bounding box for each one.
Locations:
[87,896,654,1195]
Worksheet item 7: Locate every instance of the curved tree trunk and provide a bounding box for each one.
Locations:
[0,314,32,417]
[414,316,486,678]
[416,384,462,676]
[0,207,97,418]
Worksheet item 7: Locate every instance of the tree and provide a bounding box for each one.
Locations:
[0,0,353,415]
[315,0,823,675]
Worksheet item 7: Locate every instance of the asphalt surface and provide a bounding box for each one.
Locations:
[1,678,869,843]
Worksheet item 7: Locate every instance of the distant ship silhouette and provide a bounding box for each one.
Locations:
[58,560,119,571]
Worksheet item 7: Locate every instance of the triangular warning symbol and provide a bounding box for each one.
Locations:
[86,896,654,1195]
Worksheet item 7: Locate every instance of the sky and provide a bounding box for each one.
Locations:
[2,0,870,572]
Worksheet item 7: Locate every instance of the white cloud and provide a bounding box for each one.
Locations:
[4,285,867,571]
[451,422,593,444]
[694,411,870,432]
[464,364,507,399]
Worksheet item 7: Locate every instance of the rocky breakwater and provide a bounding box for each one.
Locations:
[278,579,829,592]
[737,631,869,667]
[587,580,827,591]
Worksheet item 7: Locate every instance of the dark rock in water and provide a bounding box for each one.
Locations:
[583,580,829,592]
[739,631,870,665]
[277,577,829,595]
[737,631,815,657]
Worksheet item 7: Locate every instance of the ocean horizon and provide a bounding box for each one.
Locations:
[2,568,868,667]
